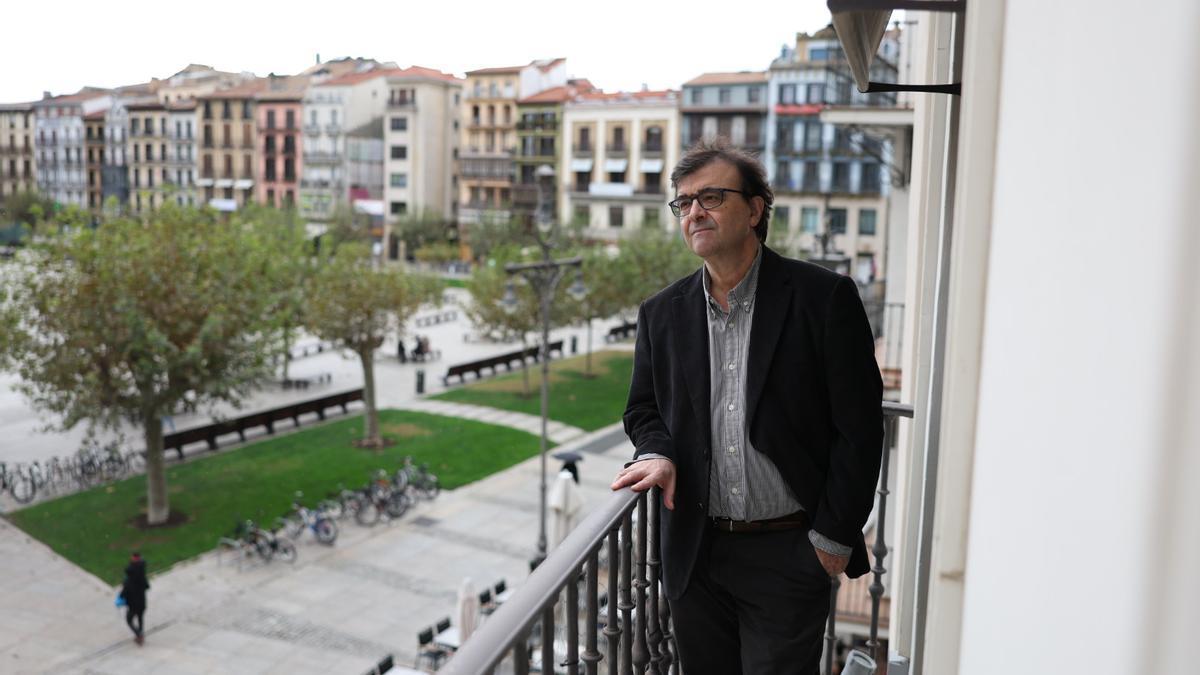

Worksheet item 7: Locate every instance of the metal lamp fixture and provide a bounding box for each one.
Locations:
[500,280,519,315]
[566,272,587,302]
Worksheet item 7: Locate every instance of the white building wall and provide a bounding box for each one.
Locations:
[890,2,1200,674]
[956,2,1200,674]
[560,99,679,238]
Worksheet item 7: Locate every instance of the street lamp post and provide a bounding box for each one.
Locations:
[501,164,586,569]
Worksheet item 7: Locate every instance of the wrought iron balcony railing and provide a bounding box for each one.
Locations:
[445,401,913,675]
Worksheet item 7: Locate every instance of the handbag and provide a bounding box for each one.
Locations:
[115,591,127,608]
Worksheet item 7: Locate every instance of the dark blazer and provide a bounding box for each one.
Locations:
[623,246,884,600]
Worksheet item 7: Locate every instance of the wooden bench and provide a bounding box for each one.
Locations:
[442,340,564,386]
[414,310,459,328]
[604,320,637,342]
[163,388,364,460]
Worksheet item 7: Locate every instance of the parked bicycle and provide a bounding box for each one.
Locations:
[0,461,35,504]
[218,519,297,565]
[396,456,440,500]
[278,492,338,545]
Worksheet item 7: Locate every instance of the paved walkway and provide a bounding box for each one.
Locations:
[0,419,634,674]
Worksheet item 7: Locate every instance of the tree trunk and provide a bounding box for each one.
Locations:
[359,348,381,446]
[143,412,169,525]
[586,317,593,376]
[520,335,531,397]
[281,325,293,381]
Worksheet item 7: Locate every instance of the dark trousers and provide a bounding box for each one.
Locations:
[669,527,830,675]
[125,602,145,637]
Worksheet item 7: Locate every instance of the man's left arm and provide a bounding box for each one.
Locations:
[811,276,885,575]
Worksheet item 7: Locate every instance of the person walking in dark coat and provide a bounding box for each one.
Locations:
[120,552,150,645]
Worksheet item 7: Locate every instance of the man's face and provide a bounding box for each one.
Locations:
[674,160,761,261]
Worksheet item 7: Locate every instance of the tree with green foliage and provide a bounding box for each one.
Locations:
[461,250,540,395]
[231,204,314,381]
[325,203,374,249]
[0,190,55,230]
[570,245,634,376]
[0,204,297,526]
[393,208,455,260]
[620,226,698,305]
[464,215,530,261]
[460,246,580,396]
[303,243,441,447]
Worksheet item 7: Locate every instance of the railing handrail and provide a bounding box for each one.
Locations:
[442,487,641,674]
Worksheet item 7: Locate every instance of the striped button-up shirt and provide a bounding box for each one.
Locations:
[702,246,802,520]
[701,246,850,556]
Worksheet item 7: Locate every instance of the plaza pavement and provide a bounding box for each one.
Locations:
[0,421,636,674]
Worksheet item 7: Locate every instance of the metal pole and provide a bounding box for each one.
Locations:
[537,269,552,565]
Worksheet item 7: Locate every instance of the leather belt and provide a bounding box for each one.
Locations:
[710,510,809,533]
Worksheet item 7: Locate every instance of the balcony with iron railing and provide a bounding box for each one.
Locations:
[444,402,912,674]
[303,150,342,164]
[516,120,559,132]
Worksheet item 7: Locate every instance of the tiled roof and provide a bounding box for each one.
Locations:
[519,79,599,104]
[572,89,677,103]
[387,66,461,84]
[683,71,768,86]
[84,110,107,120]
[317,68,404,88]
[203,79,269,100]
[532,58,566,73]
[126,97,165,111]
[166,99,198,111]
[465,64,523,76]
[38,88,110,105]
[255,76,310,101]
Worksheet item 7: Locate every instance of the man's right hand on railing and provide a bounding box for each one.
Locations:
[610,458,676,510]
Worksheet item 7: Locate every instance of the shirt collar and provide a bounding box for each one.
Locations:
[702,244,763,317]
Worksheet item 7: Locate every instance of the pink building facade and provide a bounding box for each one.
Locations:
[254,88,304,208]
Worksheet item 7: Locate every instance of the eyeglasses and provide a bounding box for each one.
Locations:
[668,187,749,218]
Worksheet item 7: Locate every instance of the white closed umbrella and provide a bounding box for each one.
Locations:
[457,577,479,643]
[549,469,585,549]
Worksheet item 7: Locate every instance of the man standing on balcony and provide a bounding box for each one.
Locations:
[612,140,883,674]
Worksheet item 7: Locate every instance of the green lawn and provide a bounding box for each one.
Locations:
[432,350,634,431]
[6,410,543,585]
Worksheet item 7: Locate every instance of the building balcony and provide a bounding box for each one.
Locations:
[303,123,321,136]
[300,178,342,190]
[457,205,512,225]
[441,403,909,675]
[515,120,558,132]
[641,144,664,157]
[387,99,416,110]
[573,145,594,157]
[304,151,342,164]
[605,144,628,157]
[324,123,341,135]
